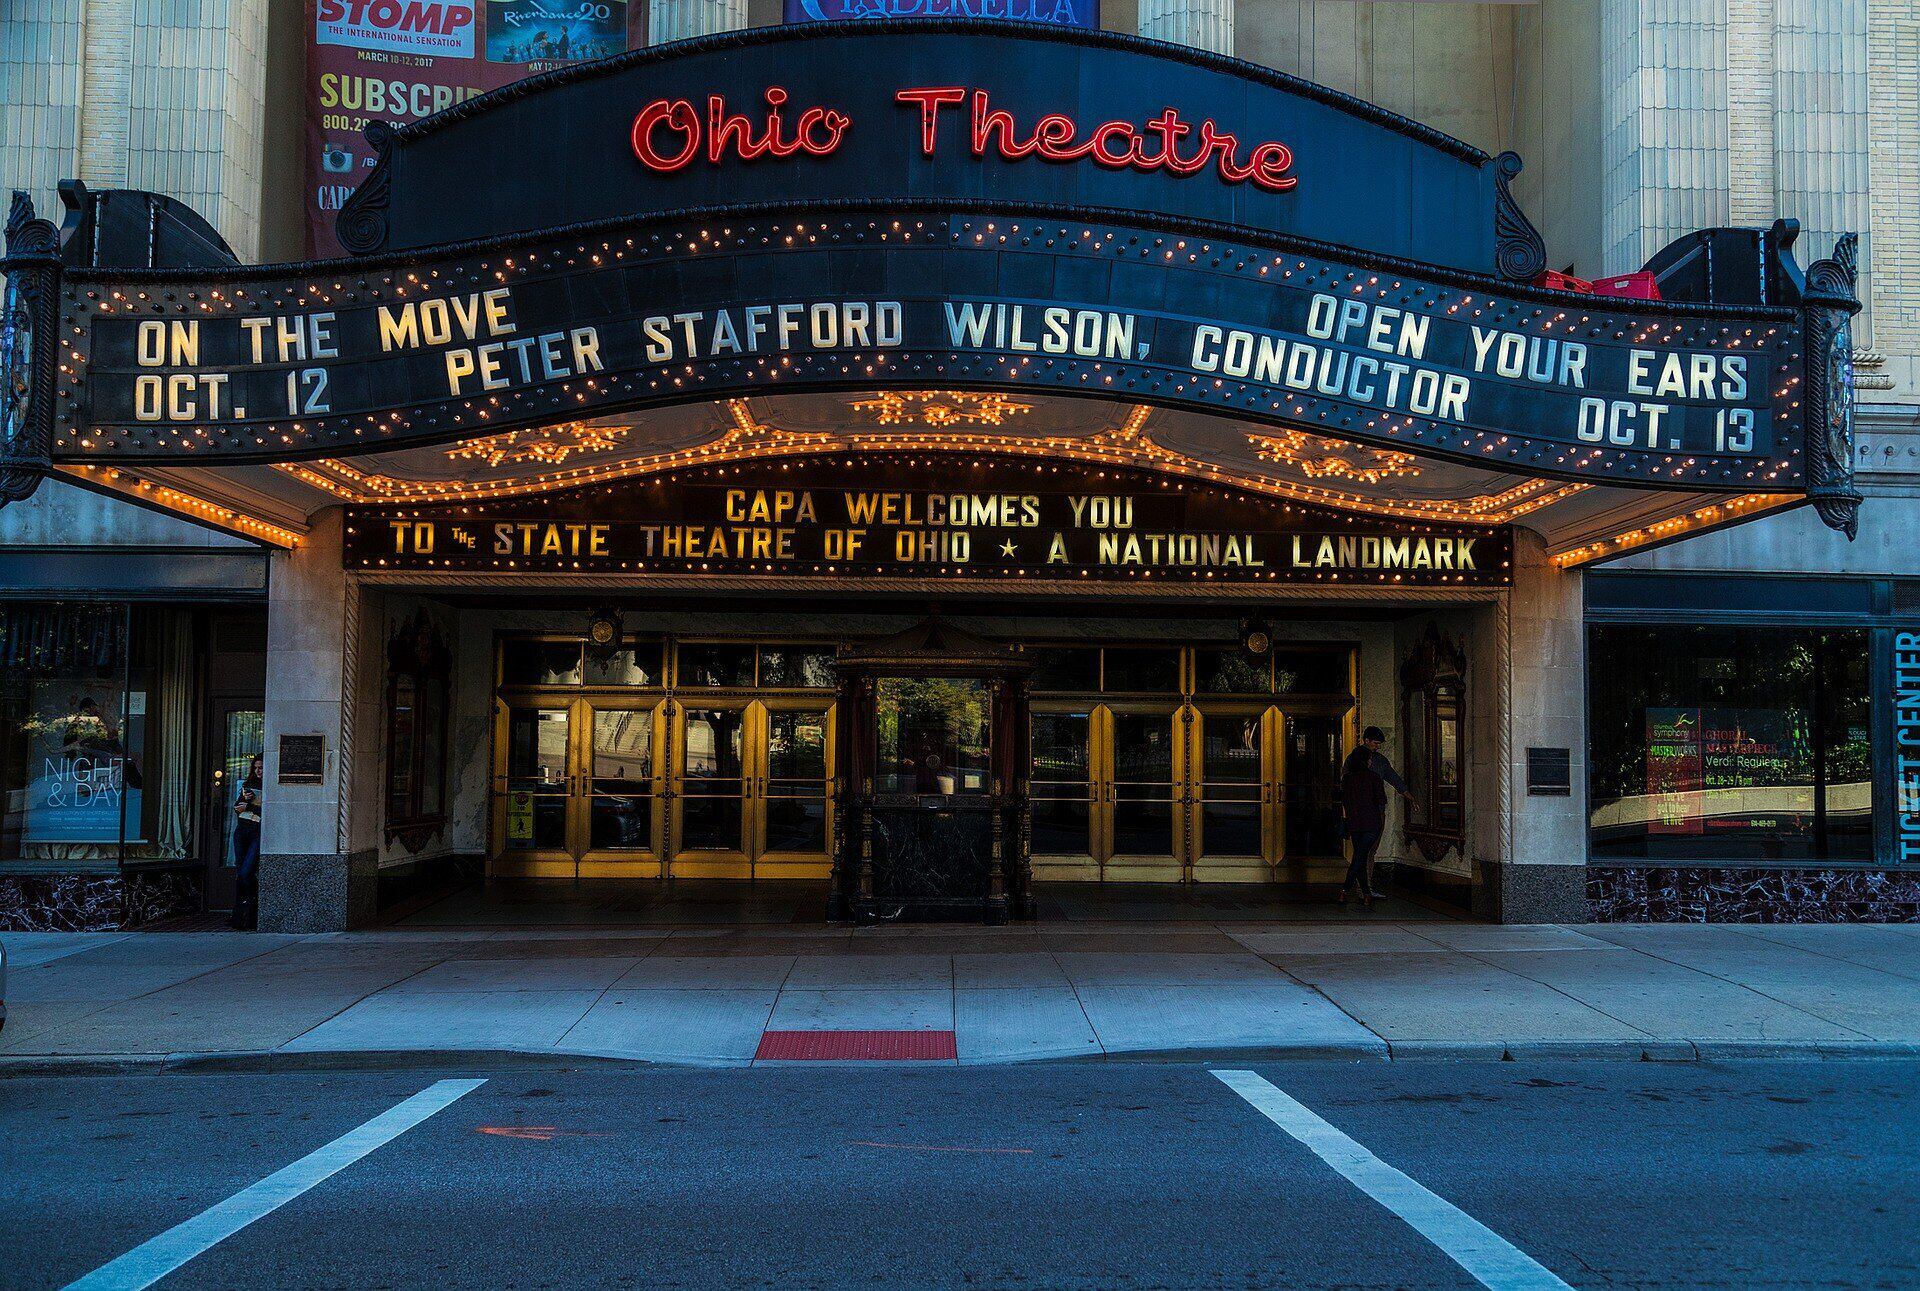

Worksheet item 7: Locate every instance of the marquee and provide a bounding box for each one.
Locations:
[343,457,1514,585]
[0,22,1863,536]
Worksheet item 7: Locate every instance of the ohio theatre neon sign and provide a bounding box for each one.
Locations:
[631,86,1299,192]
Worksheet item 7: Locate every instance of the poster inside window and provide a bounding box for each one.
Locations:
[0,604,199,870]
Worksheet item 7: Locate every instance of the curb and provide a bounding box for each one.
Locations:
[7,1038,1920,1075]
[0,1049,659,1078]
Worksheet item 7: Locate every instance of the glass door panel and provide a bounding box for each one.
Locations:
[872,676,995,905]
[1192,707,1278,881]
[758,705,832,877]
[583,702,662,874]
[205,705,265,910]
[1030,708,1096,880]
[1285,714,1346,861]
[674,704,750,876]
[1105,706,1182,881]
[497,705,574,868]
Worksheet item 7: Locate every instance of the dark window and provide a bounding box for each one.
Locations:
[757,646,836,688]
[1102,647,1181,693]
[584,639,663,687]
[501,639,581,687]
[1273,647,1351,694]
[1400,629,1466,861]
[1027,647,1101,693]
[1030,710,1093,856]
[678,643,756,688]
[1194,649,1270,694]
[1587,625,1871,862]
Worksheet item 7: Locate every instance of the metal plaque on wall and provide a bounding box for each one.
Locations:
[278,733,327,784]
[1526,746,1572,797]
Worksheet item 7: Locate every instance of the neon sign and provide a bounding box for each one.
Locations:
[631,88,852,171]
[629,84,1297,193]
[896,87,1296,191]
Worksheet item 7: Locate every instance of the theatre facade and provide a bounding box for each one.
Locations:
[0,22,1899,930]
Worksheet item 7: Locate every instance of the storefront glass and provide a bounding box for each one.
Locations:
[1588,625,1872,862]
[0,603,201,872]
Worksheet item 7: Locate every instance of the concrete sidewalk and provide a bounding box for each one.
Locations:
[5,920,1920,1068]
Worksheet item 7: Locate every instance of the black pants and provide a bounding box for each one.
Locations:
[231,820,261,930]
[1343,828,1382,897]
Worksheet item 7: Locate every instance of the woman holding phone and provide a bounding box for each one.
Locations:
[230,755,263,930]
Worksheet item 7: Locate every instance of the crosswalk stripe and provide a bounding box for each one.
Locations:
[62,1078,486,1291]
[1213,1069,1574,1291]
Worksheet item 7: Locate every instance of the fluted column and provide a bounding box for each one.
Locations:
[1137,0,1233,57]
[649,0,747,44]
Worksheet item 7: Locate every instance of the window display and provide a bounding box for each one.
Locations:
[0,603,200,871]
[1588,626,1871,862]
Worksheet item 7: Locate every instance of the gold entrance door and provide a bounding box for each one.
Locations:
[669,699,835,879]
[754,700,834,880]
[671,701,753,877]
[1102,703,1187,882]
[1189,705,1284,882]
[1029,703,1098,881]
[579,698,666,877]
[493,699,666,877]
[494,703,576,875]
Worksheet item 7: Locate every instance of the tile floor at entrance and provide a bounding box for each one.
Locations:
[392,880,1456,929]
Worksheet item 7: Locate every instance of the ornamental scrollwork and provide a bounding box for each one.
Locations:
[1802,232,1862,538]
[1,191,59,507]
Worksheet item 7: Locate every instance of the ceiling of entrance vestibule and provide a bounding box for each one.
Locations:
[78,391,1803,566]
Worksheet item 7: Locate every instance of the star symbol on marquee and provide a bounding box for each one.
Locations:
[445,423,629,468]
[850,390,1036,428]
[999,539,1019,557]
[1244,430,1420,485]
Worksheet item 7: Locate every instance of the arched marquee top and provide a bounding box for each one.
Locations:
[0,23,1862,535]
[337,20,1534,277]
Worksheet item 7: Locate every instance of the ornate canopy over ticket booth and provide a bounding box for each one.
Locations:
[0,23,1862,926]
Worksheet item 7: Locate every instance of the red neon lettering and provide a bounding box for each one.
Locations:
[631,85,1297,192]
[632,99,699,172]
[634,88,849,173]
[1245,140,1295,190]
[796,106,849,155]
[896,87,1298,193]
[1088,120,1137,167]
[895,87,967,153]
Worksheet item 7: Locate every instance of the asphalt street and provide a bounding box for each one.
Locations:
[3,1060,1917,1290]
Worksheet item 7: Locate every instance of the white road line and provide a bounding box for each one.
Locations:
[1212,1069,1574,1291]
[62,1078,486,1291]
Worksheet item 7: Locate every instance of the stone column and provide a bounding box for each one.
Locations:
[1136,0,1232,57]
[1471,528,1590,922]
[258,508,377,932]
[648,0,745,45]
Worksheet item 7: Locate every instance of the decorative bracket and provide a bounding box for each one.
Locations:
[1492,152,1546,284]
[336,121,396,257]
[0,191,60,509]
[1802,233,1863,538]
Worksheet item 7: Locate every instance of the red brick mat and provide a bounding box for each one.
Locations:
[754,1030,959,1061]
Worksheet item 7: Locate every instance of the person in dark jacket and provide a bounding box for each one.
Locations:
[230,755,263,930]
[1338,725,1412,908]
